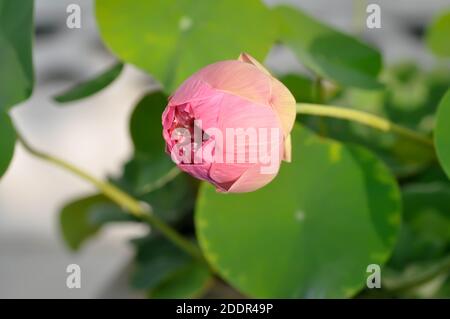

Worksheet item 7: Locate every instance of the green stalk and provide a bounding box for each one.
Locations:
[297,103,434,148]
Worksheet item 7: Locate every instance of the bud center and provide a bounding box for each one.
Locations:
[169,105,211,164]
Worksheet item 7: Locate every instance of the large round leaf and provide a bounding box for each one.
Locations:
[435,89,450,179]
[195,125,401,298]
[0,112,16,179]
[0,0,34,110]
[96,0,276,92]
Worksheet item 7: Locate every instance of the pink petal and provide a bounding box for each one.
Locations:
[195,60,272,106]
[169,77,218,106]
[209,92,283,188]
[162,105,175,147]
[238,53,296,149]
[178,162,213,184]
[189,90,223,133]
[269,77,297,138]
[209,162,253,186]
[227,164,279,193]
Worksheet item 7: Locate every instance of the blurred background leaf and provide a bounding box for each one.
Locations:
[96,0,276,92]
[150,261,211,298]
[279,74,315,103]
[0,112,16,179]
[60,195,107,251]
[435,89,450,179]
[131,235,191,290]
[137,173,197,225]
[377,256,450,298]
[131,235,211,298]
[0,0,34,111]
[275,5,382,89]
[54,62,123,103]
[380,63,449,132]
[196,124,401,298]
[128,91,176,192]
[60,194,136,251]
[389,183,450,270]
[426,10,450,57]
[412,164,449,185]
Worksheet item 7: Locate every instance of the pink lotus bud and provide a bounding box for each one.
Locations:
[162,53,296,193]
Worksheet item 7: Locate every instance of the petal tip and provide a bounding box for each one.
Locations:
[237,53,271,76]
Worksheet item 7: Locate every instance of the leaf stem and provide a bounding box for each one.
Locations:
[297,103,434,148]
[14,127,205,263]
